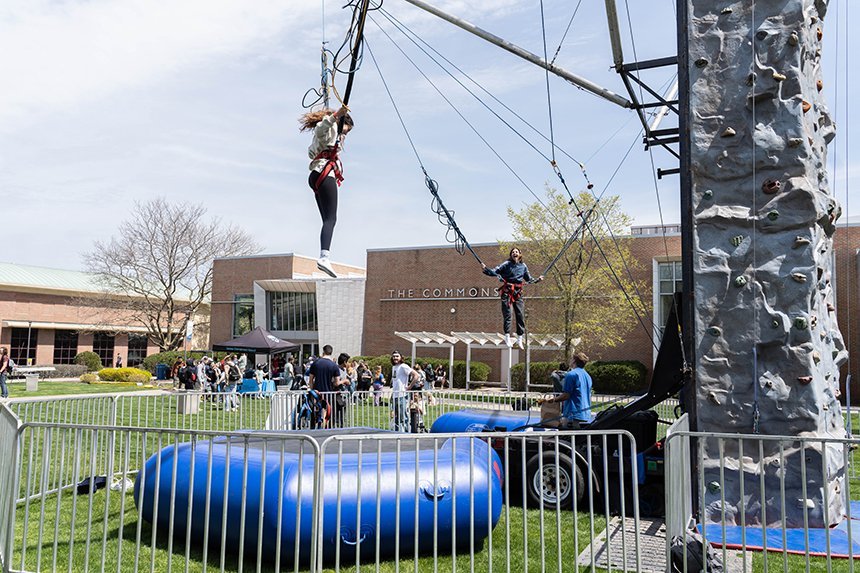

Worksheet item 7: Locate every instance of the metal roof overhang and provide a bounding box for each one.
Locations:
[2,320,150,333]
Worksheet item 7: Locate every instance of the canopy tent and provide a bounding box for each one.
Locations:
[212,327,299,354]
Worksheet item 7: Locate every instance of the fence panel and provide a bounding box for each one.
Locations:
[11,423,319,573]
[317,429,642,573]
[0,406,20,572]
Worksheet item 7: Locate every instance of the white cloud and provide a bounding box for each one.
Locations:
[0,0,318,125]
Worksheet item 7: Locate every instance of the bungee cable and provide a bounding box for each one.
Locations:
[365,39,484,267]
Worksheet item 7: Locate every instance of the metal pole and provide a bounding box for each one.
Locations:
[400,0,632,109]
[26,321,32,366]
[649,80,679,132]
[448,344,454,390]
[603,0,625,69]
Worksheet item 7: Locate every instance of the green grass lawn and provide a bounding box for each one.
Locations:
[5,380,156,398]
[12,484,609,573]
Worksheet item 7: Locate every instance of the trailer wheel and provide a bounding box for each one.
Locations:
[526,451,584,508]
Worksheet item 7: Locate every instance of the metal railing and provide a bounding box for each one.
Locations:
[663,429,860,572]
[0,402,643,573]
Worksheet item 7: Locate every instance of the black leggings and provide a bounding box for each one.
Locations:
[309,171,338,251]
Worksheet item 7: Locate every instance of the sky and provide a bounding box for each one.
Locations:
[0,0,856,271]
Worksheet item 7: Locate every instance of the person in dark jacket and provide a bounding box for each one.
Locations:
[482,247,544,348]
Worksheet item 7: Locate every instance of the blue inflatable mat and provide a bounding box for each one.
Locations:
[699,516,860,558]
[135,428,503,565]
[430,409,542,433]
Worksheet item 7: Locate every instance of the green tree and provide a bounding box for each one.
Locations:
[504,188,647,361]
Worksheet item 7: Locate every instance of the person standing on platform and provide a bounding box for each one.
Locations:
[482,247,544,349]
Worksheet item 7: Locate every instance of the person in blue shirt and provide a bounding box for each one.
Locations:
[482,247,543,348]
[539,352,593,428]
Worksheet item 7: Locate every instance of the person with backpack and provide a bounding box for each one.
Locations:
[0,347,10,399]
[178,359,197,391]
[224,355,242,412]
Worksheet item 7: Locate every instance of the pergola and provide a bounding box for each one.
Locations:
[393,331,458,384]
[449,332,519,391]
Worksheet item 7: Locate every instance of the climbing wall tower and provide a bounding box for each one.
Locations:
[684,0,847,527]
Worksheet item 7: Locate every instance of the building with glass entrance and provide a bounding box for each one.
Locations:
[210,254,366,358]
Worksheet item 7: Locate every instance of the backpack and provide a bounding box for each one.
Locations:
[227,364,241,382]
[669,532,724,573]
[7,358,16,371]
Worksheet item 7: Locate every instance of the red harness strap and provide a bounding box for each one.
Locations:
[312,147,343,192]
[500,280,524,305]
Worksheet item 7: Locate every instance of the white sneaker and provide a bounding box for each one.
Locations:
[317,257,338,278]
[504,333,512,347]
[516,336,524,349]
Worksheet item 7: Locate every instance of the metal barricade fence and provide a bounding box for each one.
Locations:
[663,429,860,572]
[316,430,642,573]
[9,421,321,573]
[0,399,645,573]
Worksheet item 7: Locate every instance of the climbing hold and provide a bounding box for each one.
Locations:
[793,236,811,248]
[721,127,737,137]
[810,16,819,24]
[827,303,835,312]
[823,404,829,411]
[817,79,823,92]
[772,72,787,81]
[794,317,808,330]
[772,319,780,328]
[791,272,807,283]
[734,275,748,288]
[695,58,709,68]
[767,210,780,221]
[721,7,732,15]
[808,137,815,146]
[797,376,813,385]
[707,326,722,337]
[762,179,781,194]
[817,28,823,41]
[812,351,821,365]
[730,235,745,247]
[708,391,721,405]
[756,30,768,41]
[802,101,812,113]
[810,316,818,329]
[747,73,756,86]
[707,481,721,493]
[788,137,803,147]
[703,189,714,199]
[788,32,799,46]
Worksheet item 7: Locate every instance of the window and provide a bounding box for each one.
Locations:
[233,294,255,337]
[93,332,115,368]
[127,333,148,367]
[655,261,683,342]
[10,327,37,366]
[53,330,79,364]
[269,291,317,332]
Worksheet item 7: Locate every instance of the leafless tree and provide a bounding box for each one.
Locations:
[83,198,260,351]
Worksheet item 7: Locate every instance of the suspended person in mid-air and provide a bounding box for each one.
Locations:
[482,247,544,349]
[299,105,354,278]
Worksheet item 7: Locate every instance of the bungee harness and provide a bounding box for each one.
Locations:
[500,279,525,305]
[312,147,344,192]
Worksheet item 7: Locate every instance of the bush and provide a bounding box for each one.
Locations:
[80,373,98,384]
[585,360,648,394]
[74,351,103,372]
[351,355,490,388]
[141,350,229,374]
[510,361,563,392]
[49,364,88,379]
[97,367,153,383]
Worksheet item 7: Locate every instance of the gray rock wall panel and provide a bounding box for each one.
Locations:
[687,0,847,527]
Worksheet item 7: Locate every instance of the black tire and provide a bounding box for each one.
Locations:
[525,451,585,508]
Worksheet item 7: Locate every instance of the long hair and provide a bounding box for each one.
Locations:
[508,247,523,264]
[299,108,355,132]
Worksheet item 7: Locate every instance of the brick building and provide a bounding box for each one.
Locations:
[210,224,860,393]
[0,262,161,367]
[210,254,366,358]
